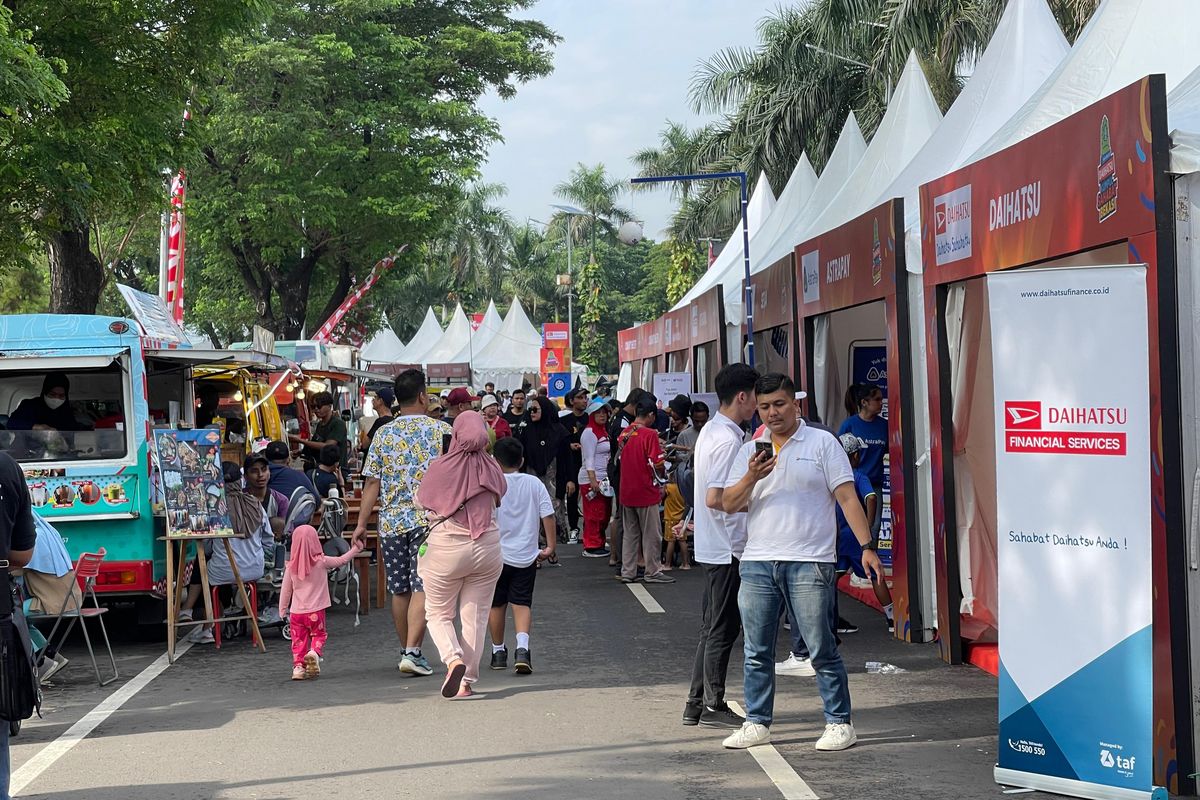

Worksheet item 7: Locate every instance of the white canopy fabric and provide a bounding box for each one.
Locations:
[882,0,1070,241]
[471,298,588,392]
[1170,65,1200,173]
[803,51,943,238]
[361,314,407,364]
[672,172,777,311]
[975,0,1200,162]
[792,112,868,236]
[449,299,503,364]
[394,307,442,364]
[416,303,472,365]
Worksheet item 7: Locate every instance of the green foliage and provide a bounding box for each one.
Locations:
[190,0,556,338]
[0,254,48,314]
[666,238,703,306]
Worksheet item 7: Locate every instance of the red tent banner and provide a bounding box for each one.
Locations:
[165,170,187,324]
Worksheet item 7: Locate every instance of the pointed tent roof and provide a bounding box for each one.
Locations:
[361,314,407,364]
[473,298,543,371]
[975,0,1200,161]
[395,307,443,364]
[671,172,777,311]
[1170,65,1200,173]
[794,112,868,228]
[449,299,503,363]
[416,303,472,365]
[883,0,1069,234]
[803,52,943,238]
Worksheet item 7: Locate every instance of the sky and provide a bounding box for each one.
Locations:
[476,0,783,241]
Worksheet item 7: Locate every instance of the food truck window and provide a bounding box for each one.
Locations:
[0,363,130,463]
[194,378,250,443]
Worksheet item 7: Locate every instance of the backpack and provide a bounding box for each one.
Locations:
[676,453,696,510]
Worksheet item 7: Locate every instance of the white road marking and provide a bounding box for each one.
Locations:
[12,640,193,797]
[728,701,820,800]
[626,583,665,613]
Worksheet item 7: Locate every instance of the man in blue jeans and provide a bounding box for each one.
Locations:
[721,373,882,751]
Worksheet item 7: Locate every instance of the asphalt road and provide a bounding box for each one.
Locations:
[11,547,1000,800]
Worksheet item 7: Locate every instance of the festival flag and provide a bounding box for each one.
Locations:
[164,170,187,324]
[313,246,408,343]
[707,239,716,269]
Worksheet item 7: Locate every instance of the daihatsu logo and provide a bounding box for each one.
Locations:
[1006,404,1041,429]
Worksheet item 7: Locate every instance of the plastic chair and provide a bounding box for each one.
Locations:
[29,549,118,687]
[210,582,258,648]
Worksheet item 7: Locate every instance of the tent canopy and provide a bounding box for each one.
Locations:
[472,298,586,392]
[1170,65,1200,173]
[415,303,472,365]
[449,299,503,363]
[361,314,406,364]
[395,307,442,364]
[975,0,1200,161]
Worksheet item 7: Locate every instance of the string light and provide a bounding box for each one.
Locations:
[233,390,244,402]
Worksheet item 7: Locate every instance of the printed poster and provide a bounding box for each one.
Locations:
[154,428,234,538]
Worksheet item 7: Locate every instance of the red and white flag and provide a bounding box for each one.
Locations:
[707,240,716,269]
[313,247,407,343]
[165,170,187,324]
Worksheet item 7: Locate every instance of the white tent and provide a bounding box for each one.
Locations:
[449,299,503,364]
[803,51,943,238]
[361,315,406,364]
[471,298,588,392]
[671,171,777,311]
[975,0,1200,161]
[394,307,443,364]
[719,154,818,326]
[1171,65,1200,173]
[416,303,472,365]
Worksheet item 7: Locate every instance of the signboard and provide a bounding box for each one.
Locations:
[796,201,898,317]
[851,343,891,569]
[154,428,234,538]
[546,373,571,398]
[542,322,570,348]
[688,286,723,345]
[470,313,484,332]
[662,308,691,354]
[652,372,692,401]
[539,347,568,375]
[23,470,139,520]
[751,254,795,331]
[117,283,189,346]
[426,363,471,383]
[989,266,1155,799]
[617,327,640,364]
[251,325,275,356]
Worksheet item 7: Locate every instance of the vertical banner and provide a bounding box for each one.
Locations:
[851,343,891,569]
[989,266,1159,800]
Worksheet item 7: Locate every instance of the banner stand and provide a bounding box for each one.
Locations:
[994,769,1167,800]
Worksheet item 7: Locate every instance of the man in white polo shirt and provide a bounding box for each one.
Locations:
[721,372,882,751]
[682,363,759,730]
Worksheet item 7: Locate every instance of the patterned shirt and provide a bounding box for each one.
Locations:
[362,414,452,537]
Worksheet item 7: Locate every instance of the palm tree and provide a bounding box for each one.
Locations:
[445,183,513,301]
[503,224,562,320]
[631,121,710,204]
[552,163,633,261]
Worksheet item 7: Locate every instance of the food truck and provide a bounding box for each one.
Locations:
[0,288,290,622]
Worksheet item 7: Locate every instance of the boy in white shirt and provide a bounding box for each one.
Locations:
[488,437,556,674]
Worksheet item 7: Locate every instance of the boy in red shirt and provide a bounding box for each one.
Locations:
[617,400,673,584]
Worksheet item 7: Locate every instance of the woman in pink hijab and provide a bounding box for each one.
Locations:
[416,410,507,699]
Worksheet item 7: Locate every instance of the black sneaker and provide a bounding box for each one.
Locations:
[514,648,532,674]
[682,701,703,726]
[887,617,896,634]
[490,647,507,670]
[582,547,611,558]
[836,617,859,634]
[699,704,745,729]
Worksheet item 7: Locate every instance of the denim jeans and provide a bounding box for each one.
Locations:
[739,560,851,726]
[787,575,839,659]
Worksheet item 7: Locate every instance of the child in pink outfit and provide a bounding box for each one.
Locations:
[279,524,363,680]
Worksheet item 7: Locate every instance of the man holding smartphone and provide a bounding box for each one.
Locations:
[720,372,882,752]
[353,369,452,678]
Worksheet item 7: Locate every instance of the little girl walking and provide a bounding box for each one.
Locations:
[279,524,363,680]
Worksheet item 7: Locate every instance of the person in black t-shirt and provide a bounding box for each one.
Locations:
[359,387,396,461]
[312,443,345,498]
[502,388,529,436]
[0,452,37,798]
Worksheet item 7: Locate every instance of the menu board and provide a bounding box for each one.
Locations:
[154,429,234,538]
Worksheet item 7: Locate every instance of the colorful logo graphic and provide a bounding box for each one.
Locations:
[933,185,972,266]
[1097,115,1118,222]
[1003,399,1128,455]
[801,249,820,304]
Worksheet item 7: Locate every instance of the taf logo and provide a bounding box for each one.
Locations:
[1100,750,1115,768]
[1005,401,1041,430]
[1100,749,1135,772]
[932,185,972,266]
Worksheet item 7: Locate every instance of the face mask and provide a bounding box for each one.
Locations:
[44,395,65,410]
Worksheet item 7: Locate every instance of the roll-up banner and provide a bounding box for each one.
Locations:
[989,265,1162,800]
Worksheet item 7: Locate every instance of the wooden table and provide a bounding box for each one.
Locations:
[343,501,385,609]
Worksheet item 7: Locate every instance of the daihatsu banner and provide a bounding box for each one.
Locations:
[989,266,1159,800]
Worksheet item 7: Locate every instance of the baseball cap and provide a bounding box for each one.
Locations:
[480,394,499,410]
[264,440,290,462]
[585,398,607,415]
[376,387,396,407]
[795,391,809,400]
[446,387,478,406]
[838,433,868,455]
[243,452,270,470]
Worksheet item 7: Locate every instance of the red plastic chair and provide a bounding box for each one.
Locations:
[210,583,258,648]
[29,549,118,686]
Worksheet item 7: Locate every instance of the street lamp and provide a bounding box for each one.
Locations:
[549,203,589,356]
[630,171,757,367]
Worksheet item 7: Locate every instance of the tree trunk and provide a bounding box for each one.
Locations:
[312,257,353,334]
[48,223,105,314]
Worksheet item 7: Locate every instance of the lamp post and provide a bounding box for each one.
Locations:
[549,203,589,357]
[629,171,756,367]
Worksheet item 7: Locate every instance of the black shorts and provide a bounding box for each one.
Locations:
[491,562,538,608]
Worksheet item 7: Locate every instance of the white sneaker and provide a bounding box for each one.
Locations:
[186,626,215,644]
[177,608,193,622]
[723,722,771,749]
[775,653,816,677]
[815,722,857,751]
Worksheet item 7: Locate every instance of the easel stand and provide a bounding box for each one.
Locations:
[162,535,266,662]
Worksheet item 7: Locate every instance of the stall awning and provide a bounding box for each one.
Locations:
[146,348,290,370]
[0,347,128,372]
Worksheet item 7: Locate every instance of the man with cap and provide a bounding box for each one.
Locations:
[443,387,477,425]
[264,440,319,512]
[359,387,396,461]
[480,394,512,440]
[8,372,87,432]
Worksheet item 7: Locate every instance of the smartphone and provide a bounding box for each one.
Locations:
[755,441,773,459]
[442,433,453,454]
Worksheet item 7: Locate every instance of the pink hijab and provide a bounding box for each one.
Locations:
[288,524,324,582]
[417,411,506,538]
